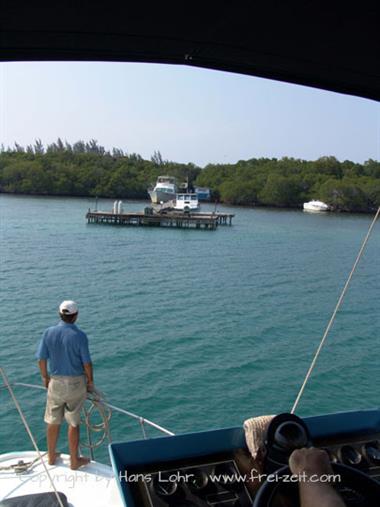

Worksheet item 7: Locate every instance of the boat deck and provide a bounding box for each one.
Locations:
[0,451,123,507]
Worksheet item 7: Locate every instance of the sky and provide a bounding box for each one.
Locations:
[0,62,379,167]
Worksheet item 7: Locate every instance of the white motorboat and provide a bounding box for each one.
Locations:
[303,200,330,212]
[148,176,177,204]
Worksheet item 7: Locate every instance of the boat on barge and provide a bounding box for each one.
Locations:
[148,176,177,204]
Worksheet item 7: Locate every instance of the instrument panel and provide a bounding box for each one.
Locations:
[109,412,380,507]
[126,436,380,506]
[123,437,380,506]
[127,456,253,507]
[317,435,380,481]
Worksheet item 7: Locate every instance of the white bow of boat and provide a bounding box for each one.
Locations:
[0,451,123,507]
[0,374,174,507]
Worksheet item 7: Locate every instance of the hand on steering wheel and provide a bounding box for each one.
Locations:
[253,447,380,507]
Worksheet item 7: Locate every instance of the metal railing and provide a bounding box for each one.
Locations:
[1,379,174,461]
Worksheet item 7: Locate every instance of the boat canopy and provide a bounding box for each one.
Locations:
[1,2,379,102]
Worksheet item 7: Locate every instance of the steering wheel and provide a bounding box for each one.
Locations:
[253,462,380,507]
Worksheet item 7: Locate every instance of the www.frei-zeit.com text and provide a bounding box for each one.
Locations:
[118,469,341,484]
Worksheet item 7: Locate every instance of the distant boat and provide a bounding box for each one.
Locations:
[194,186,211,201]
[303,200,330,212]
[148,176,177,204]
[174,193,200,212]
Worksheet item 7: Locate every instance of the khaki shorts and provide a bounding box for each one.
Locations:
[44,375,87,427]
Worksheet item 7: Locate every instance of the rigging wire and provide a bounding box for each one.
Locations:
[1,379,174,466]
[291,206,380,414]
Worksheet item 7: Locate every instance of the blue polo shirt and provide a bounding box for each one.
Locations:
[36,321,92,376]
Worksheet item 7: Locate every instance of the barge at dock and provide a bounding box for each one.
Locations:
[86,209,234,230]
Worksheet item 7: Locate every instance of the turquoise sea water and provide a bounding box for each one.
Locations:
[0,194,379,463]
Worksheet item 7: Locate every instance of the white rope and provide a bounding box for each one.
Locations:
[0,452,48,473]
[291,206,380,414]
[79,389,112,452]
[0,367,65,507]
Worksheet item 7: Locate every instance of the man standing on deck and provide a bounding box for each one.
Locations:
[36,300,94,470]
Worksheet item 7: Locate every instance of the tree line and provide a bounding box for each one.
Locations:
[197,156,380,212]
[0,140,199,200]
[0,140,379,212]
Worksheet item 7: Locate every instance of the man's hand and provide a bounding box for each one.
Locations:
[289,447,333,478]
[289,448,346,507]
[86,381,95,393]
[42,376,50,389]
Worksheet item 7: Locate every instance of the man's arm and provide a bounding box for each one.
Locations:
[83,362,94,391]
[36,333,50,388]
[289,448,346,507]
[38,359,50,388]
[79,333,94,391]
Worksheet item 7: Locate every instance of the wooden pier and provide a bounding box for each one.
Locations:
[86,210,234,230]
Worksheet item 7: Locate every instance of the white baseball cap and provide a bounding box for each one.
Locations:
[59,300,78,315]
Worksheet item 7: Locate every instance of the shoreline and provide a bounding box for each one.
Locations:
[1,191,377,215]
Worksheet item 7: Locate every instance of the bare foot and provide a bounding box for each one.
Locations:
[48,452,61,465]
[70,456,90,470]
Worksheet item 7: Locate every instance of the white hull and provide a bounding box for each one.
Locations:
[303,200,329,212]
[148,189,176,204]
[148,175,178,204]
[0,451,123,507]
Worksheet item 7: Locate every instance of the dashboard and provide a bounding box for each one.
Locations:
[316,434,380,481]
[109,409,380,507]
[124,434,380,507]
[128,454,252,506]
[119,435,380,506]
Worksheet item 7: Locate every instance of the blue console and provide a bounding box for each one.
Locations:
[109,409,380,506]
